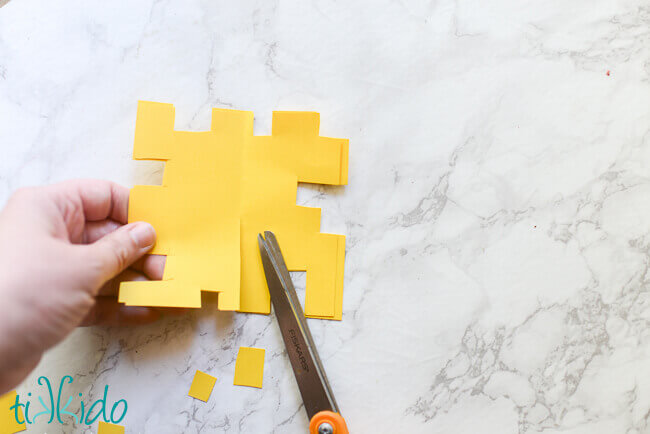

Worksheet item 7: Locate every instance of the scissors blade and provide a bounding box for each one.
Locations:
[258,231,339,419]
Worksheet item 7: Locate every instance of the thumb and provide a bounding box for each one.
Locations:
[84,222,156,284]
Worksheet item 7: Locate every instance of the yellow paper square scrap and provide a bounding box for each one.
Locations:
[188,370,217,402]
[118,101,348,320]
[0,390,25,434]
[98,421,125,434]
[233,347,265,388]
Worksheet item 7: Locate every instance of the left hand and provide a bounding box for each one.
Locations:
[0,179,171,394]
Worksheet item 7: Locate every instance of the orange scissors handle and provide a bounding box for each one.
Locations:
[309,411,349,434]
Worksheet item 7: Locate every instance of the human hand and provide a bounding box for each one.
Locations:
[0,180,168,394]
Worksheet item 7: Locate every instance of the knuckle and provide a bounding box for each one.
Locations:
[86,229,139,281]
[77,246,107,289]
[110,240,131,272]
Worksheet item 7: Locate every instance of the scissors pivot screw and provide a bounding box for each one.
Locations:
[318,422,334,434]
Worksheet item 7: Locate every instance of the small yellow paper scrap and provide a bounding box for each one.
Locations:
[188,370,217,402]
[98,421,125,434]
[234,347,265,388]
[0,390,25,434]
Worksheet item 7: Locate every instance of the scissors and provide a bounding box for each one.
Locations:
[258,231,350,434]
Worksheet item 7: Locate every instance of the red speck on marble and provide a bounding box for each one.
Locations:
[606,70,610,76]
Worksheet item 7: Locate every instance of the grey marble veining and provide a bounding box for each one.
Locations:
[1,0,650,433]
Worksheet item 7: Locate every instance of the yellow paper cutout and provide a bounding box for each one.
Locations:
[118,101,348,319]
[188,370,217,402]
[0,391,24,434]
[233,347,265,388]
[98,421,125,434]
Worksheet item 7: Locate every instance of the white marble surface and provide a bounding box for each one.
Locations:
[1,0,650,433]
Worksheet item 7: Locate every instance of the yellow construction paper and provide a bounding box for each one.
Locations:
[118,101,348,319]
[0,391,25,434]
[234,347,265,388]
[188,370,217,402]
[98,421,125,434]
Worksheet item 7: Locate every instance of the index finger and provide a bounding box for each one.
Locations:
[50,179,130,224]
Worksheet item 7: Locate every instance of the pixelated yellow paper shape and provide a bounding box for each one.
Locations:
[98,421,125,434]
[233,347,265,388]
[118,101,348,319]
[0,390,25,434]
[188,370,217,402]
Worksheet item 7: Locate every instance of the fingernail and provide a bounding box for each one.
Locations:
[129,222,156,248]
